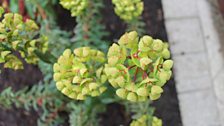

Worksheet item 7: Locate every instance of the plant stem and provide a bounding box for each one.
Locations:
[133,67,139,82]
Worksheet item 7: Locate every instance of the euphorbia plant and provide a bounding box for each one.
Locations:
[105,31,172,102]
[53,47,107,100]
[53,31,173,126]
[54,31,173,102]
[112,0,144,22]
[0,6,48,70]
[0,0,173,125]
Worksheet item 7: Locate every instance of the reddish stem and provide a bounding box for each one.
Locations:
[18,0,25,15]
[127,56,131,59]
[142,71,148,79]
[133,68,139,82]
[128,65,136,70]
[157,64,162,72]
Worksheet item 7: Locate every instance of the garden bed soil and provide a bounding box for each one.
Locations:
[0,0,182,126]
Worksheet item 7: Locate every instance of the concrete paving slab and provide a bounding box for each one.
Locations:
[166,18,205,55]
[162,0,198,19]
[162,0,224,125]
[214,68,224,103]
[172,52,210,79]
[197,0,224,78]
[176,74,212,93]
[178,89,220,126]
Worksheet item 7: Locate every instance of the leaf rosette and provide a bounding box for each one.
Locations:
[53,47,107,100]
[105,31,173,102]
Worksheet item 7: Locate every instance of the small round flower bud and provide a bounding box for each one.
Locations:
[68,92,77,99]
[116,88,128,99]
[91,90,100,97]
[163,60,174,70]
[115,76,126,87]
[89,83,98,90]
[127,92,138,102]
[150,93,161,100]
[162,48,171,59]
[152,39,164,52]
[56,82,64,90]
[152,117,163,126]
[136,87,149,97]
[138,36,153,52]
[151,86,163,95]
[77,94,85,100]
[140,58,152,70]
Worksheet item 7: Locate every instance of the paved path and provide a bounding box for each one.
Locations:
[161,0,224,125]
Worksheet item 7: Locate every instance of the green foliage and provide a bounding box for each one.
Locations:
[24,0,58,22]
[0,7,4,17]
[60,0,88,17]
[127,18,146,36]
[53,48,107,100]
[72,0,109,51]
[0,9,48,70]
[0,80,68,125]
[105,31,173,102]
[68,98,106,126]
[112,0,144,22]
[0,79,110,126]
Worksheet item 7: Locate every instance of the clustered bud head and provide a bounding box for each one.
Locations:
[53,47,107,100]
[0,8,48,70]
[0,50,23,70]
[130,115,162,126]
[112,0,144,21]
[60,0,88,17]
[105,31,173,102]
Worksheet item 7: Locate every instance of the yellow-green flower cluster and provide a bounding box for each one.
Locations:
[0,7,48,70]
[130,115,162,126]
[0,50,23,70]
[152,117,163,126]
[60,0,88,17]
[53,47,107,100]
[112,0,144,21]
[104,31,173,102]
